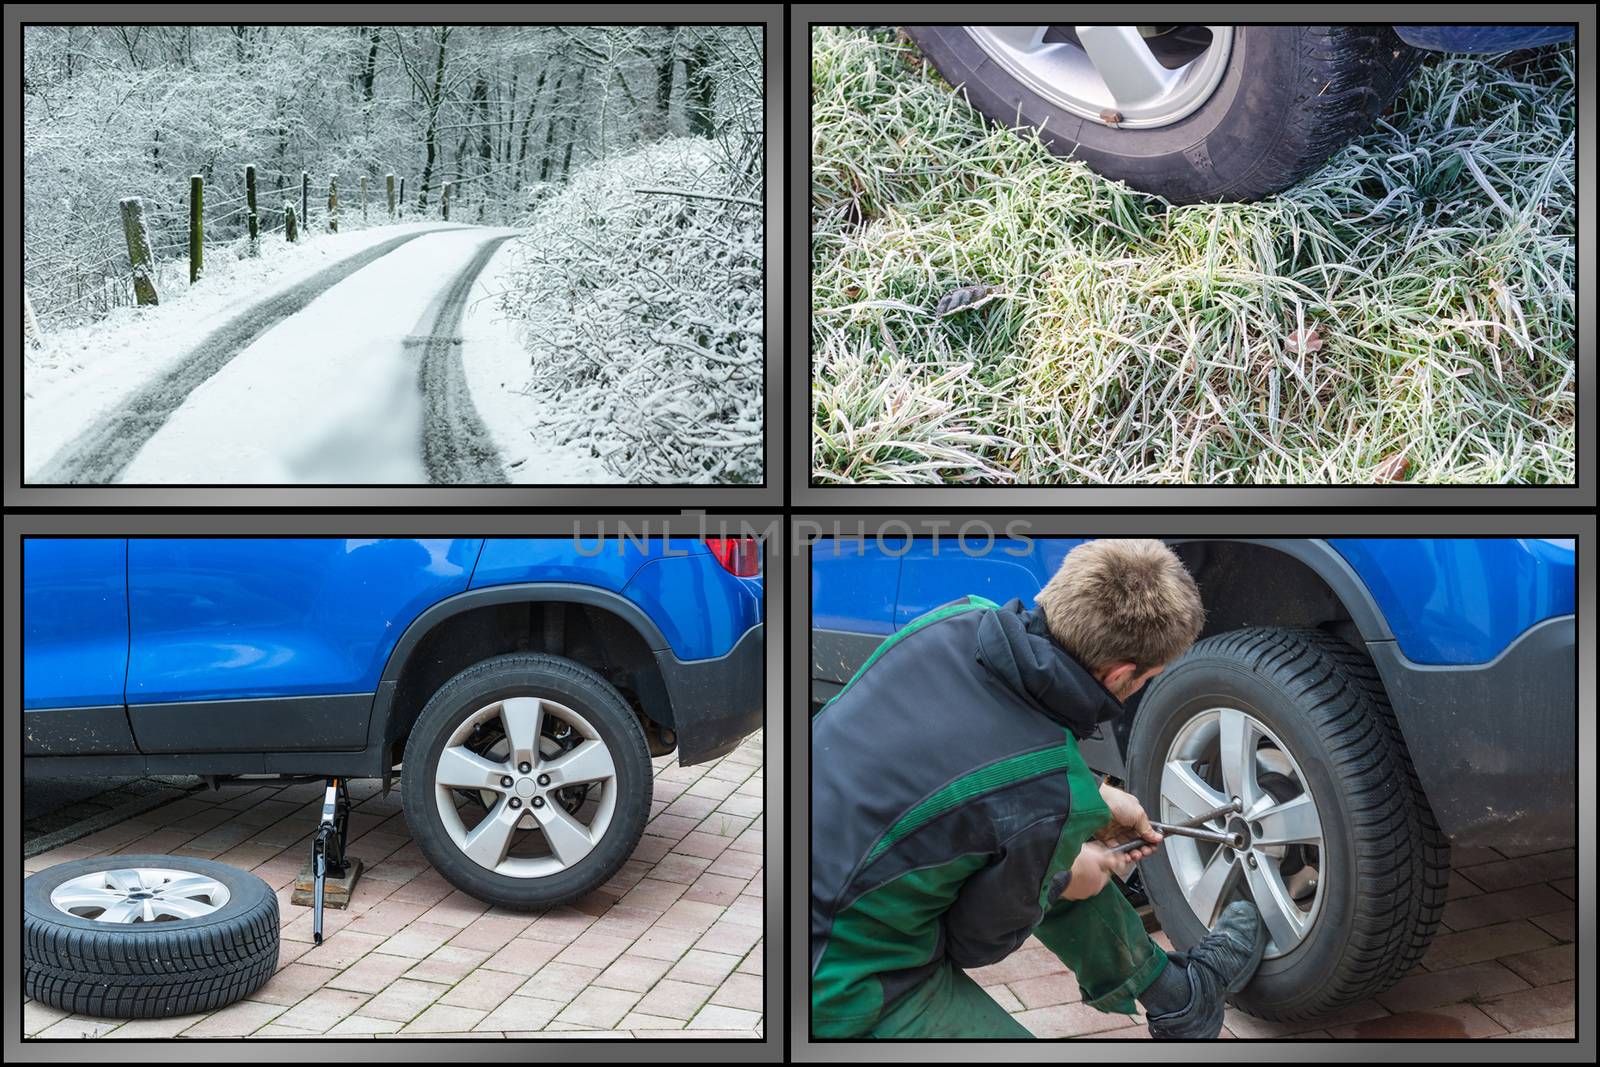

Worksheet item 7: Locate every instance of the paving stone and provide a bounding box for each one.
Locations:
[688,1004,761,1030]
[1421,919,1557,970]
[249,962,341,1005]
[448,913,534,953]
[1376,961,1530,1014]
[1475,980,1576,1033]
[402,944,493,984]
[478,936,563,976]
[475,995,566,1032]
[1529,908,1575,942]
[1440,883,1571,931]
[555,986,643,1029]
[1456,850,1575,893]
[1499,943,1575,987]
[439,967,517,1012]
[274,987,371,1033]
[633,978,716,1020]
[378,920,460,959]
[35,1016,126,1039]
[401,1003,489,1033]
[519,961,602,1005]
[359,978,449,1022]
[553,929,636,969]
[1014,1002,1140,1038]
[1492,1021,1577,1039]
[1009,972,1081,1009]
[1326,1002,1506,1039]
[418,888,491,928]
[102,1015,207,1038]
[709,973,764,1011]
[326,949,417,994]
[325,1014,404,1035]
[1223,1001,1389,1038]
[182,999,288,1036]
[595,953,675,993]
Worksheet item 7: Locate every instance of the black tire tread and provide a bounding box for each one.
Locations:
[1160,627,1448,1021]
[402,652,651,912]
[23,857,279,1019]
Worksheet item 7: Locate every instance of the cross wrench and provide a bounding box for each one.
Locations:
[1110,798,1244,855]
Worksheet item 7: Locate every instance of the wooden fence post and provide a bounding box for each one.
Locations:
[387,173,395,217]
[442,182,451,220]
[119,196,159,305]
[245,164,259,255]
[360,175,368,222]
[301,171,309,233]
[399,177,406,217]
[328,174,339,232]
[285,202,298,242]
[189,174,203,284]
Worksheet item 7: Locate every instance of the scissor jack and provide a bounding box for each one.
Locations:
[289,776,365,944]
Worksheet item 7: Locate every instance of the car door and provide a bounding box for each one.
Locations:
[893,536,1086,624]
[22,538,135,754]
[124,538,483,754]
[810,536,904,702]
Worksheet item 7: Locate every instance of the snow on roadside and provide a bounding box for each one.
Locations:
[458,241,617,484]
[23,221,474,475]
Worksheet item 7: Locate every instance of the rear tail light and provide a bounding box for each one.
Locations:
[705,537,761,577]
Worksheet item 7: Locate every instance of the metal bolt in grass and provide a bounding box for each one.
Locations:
[810,27,1575,484]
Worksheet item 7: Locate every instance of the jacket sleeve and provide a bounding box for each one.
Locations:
[940,813,1073,969]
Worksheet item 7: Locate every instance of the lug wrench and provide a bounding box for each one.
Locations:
[1110,798,1244,855]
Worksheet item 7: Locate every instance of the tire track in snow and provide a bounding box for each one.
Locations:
[415,234,515,484]
[33,227,456,485]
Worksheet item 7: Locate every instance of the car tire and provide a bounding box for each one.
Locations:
[905,25,1423,203]
[1126,627,1448,1021]
[402,653,652,910]
[24,855,279,1019]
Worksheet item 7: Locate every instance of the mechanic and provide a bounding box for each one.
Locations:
[811,539,1267,1039]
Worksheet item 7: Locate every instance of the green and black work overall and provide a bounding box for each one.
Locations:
[810,597,1170,1038]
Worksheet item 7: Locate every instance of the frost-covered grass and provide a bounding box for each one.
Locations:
[811,27,1575,485]
[497,137,763,484]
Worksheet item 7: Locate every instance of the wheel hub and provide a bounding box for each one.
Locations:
[433,696,619,879]
[50,867,230,923]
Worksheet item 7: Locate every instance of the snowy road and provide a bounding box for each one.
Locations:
[34,226,521,484]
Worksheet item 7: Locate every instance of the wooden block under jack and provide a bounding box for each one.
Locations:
[290,856,364,910]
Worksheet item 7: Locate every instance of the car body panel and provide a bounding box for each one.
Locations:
[125,538,482,704]
[1392,25,1574,53]
[811,536,1577,847]
[1329,538,1575,664]
[22,539,129,710]
[24,536,765,775]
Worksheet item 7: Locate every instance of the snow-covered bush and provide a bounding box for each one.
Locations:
[498,137,763,483]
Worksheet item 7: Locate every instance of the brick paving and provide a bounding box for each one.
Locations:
[23,732,764,1040]
[974,842,1575,1040]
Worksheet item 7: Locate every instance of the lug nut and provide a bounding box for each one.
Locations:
[537,773,551,786]
[531,796,545,808]
[500,775,513,788]
[509,797,522,809]
[1247,854,1258,868]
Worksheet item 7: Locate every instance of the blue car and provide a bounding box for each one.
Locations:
[905,23,1574,202]
[812,536,1574,1019]
[25,537,764,908]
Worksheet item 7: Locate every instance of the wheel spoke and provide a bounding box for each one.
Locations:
[152,895,216,920]
[51,887,128,912]
[532,800,595,867]
[1252,793,1322,848]
[103,869,145,894]
[543,739,615,788]
[97,898,144,923]
[157,875,224,901]
[1073,26,1173,109]
[499,697,545,768]
[1216,707,1259,810]
[1245,855,1309,950]
[436,745,510,791]
[1161,758,1229,822]
[1184,846,1241,926]
[976,25,1049,52]
[458,799,522,869]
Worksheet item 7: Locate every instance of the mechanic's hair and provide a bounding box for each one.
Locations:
[1035,539,1205,673]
